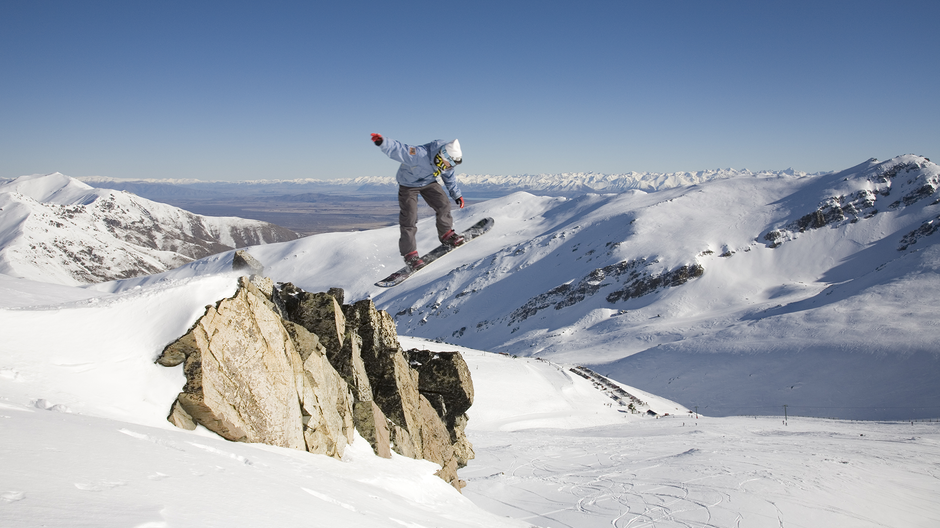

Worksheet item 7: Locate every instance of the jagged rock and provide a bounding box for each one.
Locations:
[899,215,940,251]
[157,277,354,459]
[417,395,461,488]
[167,400,196,430]
[276,283,346,353]
[405,349,476,468]
[606,263,704,303]
[378,351,424,458]
[159,278,475,490]
[510,259,705,322]
[277,284,373,402]
[763,156,938,249]
[404,350,474,424]
[327,287,345,306]
[344,299,400,353]
[232,250,264,275]
[283,320,355,458]
[342,299,475,486]
[336,330,373,402]
[157,278,307,449]
[248,275,274,300]
[389,423,418,459]
[343,300,423,456]
[450,414,475,469]
[353,400,391,459]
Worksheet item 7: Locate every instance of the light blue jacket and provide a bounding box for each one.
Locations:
[379,137,463,201]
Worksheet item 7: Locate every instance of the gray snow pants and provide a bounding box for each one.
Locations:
[398,182,453,256]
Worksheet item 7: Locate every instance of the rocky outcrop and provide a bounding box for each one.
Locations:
[232,250,264,275]
[509,258,705,324]
[763,156,939,249]
[156,277,353,458]
[158,275,475,490]
[898,215,940,251]
[762,191,879,248]
[405,349,476,469]
[280,290,475,490]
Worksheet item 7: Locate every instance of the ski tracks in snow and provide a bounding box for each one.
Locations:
[462,417,940,528]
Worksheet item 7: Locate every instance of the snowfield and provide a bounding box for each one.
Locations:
[2,156,940,526]
[1,278,937,527]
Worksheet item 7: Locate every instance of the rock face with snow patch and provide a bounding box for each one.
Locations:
[158,276,475,490]
[763,156,940,248]
[509,258,705,324]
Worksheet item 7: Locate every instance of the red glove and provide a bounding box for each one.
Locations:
[370,133,383,146]
[456,196,465,209]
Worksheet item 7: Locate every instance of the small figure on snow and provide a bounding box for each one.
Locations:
[371,133,466,270]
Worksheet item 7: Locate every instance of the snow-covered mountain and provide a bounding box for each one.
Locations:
[0,173,298,285]
[378,154,940,420]
[80,154,940,421]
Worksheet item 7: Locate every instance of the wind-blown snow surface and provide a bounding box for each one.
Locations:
[94,155,940,420]
[2,277,937,527]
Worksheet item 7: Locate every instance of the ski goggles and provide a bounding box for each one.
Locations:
[438,148,461,168]
[434,151,460,174]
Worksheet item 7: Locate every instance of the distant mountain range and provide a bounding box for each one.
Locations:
[76,168,826,199]
[0,173,298,285]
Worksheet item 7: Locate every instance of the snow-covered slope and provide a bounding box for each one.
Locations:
[1,278,937,528]
[0,276,530,527]
[88,155,940,420]
[0,273,666,527]
[0,173,298,285]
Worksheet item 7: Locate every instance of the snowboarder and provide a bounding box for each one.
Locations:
[370,133,466,271]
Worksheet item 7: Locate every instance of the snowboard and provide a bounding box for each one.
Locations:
[375,217,495,287]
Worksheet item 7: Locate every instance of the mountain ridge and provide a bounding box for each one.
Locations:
[0,173,299,285]
[70,167,826,197]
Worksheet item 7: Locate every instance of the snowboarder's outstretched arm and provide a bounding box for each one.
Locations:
[377,136,425,166]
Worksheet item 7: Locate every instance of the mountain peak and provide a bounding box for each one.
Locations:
[0,172,95,204]
[0,173,298,285]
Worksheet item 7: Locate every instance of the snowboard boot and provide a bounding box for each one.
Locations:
[440,229,465,247]
[404,251,426,271]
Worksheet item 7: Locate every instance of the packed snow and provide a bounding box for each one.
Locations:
[2,155,940,526]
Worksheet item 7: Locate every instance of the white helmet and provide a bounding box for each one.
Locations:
[441,139,462,165]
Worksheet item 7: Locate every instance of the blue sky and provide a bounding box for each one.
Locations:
[2,0,938,181]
